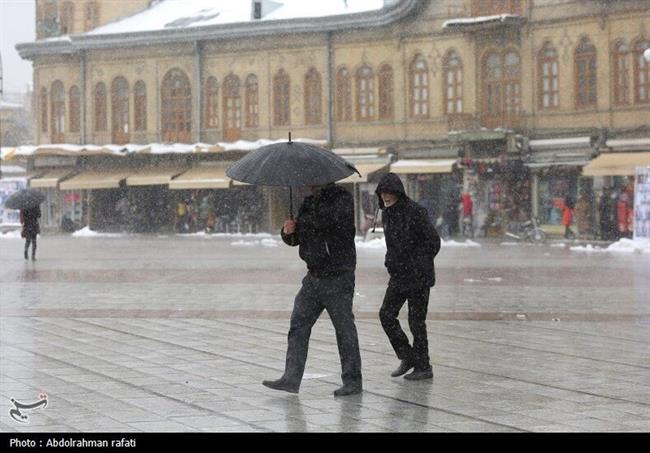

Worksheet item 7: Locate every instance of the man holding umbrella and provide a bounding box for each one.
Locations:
[21,205,41,261]
[5,188,45,261]
[264,183,363,396]
[227,136,363,396]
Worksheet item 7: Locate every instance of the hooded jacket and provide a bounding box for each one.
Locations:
[281,183,356,277]
[376,173,441,291]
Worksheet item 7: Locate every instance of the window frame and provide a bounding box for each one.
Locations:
[409,55,430,120]
[538,43,559,110]
[223,74,242,140]
[245,74,259,128]
[50,80,65,143]
[304,68,322,125]
[378,64,394,121]
[111,77,130,144]
[94,82,107,132]
[574,37,598,109]
[161,68,193,143]
[204,76,219,130]
[443,51,464,115]
[134,80,147,132]
[40,88,48,133]
[633,38,650,104]
[273,69,291,127]
[60,1,75,35]
[336,67,352,122]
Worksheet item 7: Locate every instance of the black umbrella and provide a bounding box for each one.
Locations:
[226,134,360,217]
[4,189,46,210]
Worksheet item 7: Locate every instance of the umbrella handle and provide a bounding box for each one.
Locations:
[289,186,294,220]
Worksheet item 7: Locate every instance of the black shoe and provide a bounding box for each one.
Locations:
[390,359,414,377]
[333,383,362,397]
[24,251,28,260]
[404,367,433,380]
[31,256,36,261]
[262,379,299,394]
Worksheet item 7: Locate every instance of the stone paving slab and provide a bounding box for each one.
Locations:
[1,235,649,432]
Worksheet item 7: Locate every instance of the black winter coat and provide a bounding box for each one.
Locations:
[376,173,441,291]
[21,206,41,238]
[281,183,356,277]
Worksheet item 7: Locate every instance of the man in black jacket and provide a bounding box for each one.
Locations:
[376,173,441,380]
[20,206,41,261]
[263,183,362,396]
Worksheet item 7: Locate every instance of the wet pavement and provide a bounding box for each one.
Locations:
[0,234,648,432]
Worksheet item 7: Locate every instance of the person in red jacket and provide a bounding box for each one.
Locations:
[562,197,575,239]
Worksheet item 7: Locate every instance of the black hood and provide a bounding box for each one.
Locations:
[375,172,407,209]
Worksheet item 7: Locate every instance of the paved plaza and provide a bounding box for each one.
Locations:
[0,234,649,432]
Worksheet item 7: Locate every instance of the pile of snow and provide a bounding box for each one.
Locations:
[0,229,22,239]
[570,238,650,254]
[231,238,280,247]
[442,239,481,248]
[71,227,125,238]
[178,231,275,238]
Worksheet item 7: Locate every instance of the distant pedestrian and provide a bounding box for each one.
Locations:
[263,183,363,396]
[375,173,441,381]
[20,206,41,261]
[574,193,592,239]
[562,197,575,239]
[599,188,617,241]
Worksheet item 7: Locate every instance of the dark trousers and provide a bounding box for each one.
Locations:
[282,271,362,388]
[24,236,37,258]
[379,285,431,370]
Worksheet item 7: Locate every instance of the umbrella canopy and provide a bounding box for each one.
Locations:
[4,189,46,210]
[226,139,360,187]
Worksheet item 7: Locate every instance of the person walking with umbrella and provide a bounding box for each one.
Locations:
[375,173,441,380]
[5,188,46,261]
[20,205,41,261]
[227,135,363,396]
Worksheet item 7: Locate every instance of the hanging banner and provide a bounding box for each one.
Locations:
[634,166,650,239]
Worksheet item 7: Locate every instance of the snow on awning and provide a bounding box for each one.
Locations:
[443,14,526,31]
[126,167,189,186]
[339,163,390,184]
[583,152,650,177]
[605,138,650,152]
[390,159,457,174]
[169,165,232,190]
[59,170,132,190]
[29,169,76,188]
[529,137,592,151]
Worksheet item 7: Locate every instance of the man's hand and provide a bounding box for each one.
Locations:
[283,219,297,235]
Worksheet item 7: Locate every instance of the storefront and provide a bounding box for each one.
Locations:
[390,158,461,237]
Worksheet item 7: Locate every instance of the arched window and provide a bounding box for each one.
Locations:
[356,65,375,121]
[161,68,192,143]
[634,38,650,104]
[336,67,352,122]
[304,68,322,125]
[50,81,65,143]
[378,64,394,120]
[204,76,218,129]
[41,1,58,38]
[613,41,629,106]
[482,49,521,128]
[134,80,147,132]
[538,43,559,109]
[84,1,100,31]
[40,88,48,133]
[94,82,107,131]
[410,55,429,119]
[245,74,259,128]
[273,69,290,126]
[60,1,74,35]
[443,51,463,115]
[575,37,597,109]
[223,74,241,141]
[111,77,130,144]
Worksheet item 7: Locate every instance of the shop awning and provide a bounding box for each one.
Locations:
[59,170,131,190]
[339,163,390,184]
[582,152,650,177]
[390,159,457,174]
[29,169,76,188]
[168,166,231,190]
[605,138,650,152]
[126,167,188,186]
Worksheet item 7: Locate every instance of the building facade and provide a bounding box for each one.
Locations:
[15,0,650,236]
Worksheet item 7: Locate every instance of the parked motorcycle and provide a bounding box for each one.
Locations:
[505,216,546,244]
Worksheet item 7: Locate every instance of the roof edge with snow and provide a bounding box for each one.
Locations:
[16,0,424,60]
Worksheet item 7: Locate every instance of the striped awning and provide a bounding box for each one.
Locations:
[126,167,188,186]
[29,169,76,188]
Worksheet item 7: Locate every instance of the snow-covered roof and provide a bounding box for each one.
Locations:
[17,0,422,59]
[88,0,384,36]
[443,14,526,30]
